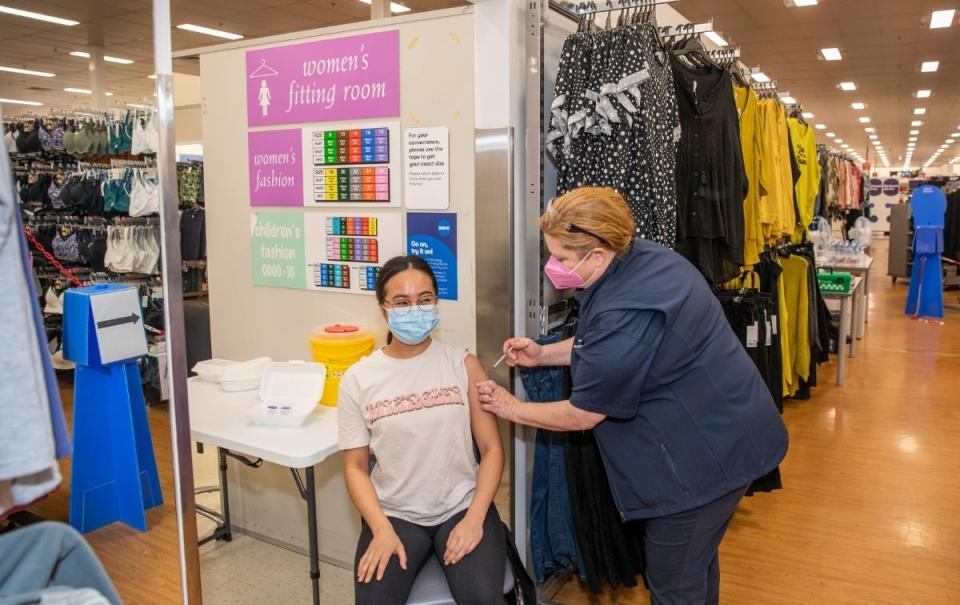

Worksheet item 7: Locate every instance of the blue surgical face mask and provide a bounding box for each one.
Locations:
[387,305,439,345]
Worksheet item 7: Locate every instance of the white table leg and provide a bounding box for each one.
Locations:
[837,296,849,386]
[855,278,866,341]
[849,290,858,358]
[863,268,871,326]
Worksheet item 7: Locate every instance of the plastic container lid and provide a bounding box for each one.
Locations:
[259,361,327,405]
[219,356,271,383]
[309,323,374,341]
[193,358,235,383]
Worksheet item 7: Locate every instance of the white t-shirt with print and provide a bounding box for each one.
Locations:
[337,340,477,526]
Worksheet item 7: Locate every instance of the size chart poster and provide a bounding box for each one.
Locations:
[304,212,402,296]
[301,121,402,208]
[407,213,458,301]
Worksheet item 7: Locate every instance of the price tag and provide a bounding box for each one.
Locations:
[746,322,759,348]
[765,317,773,346]
[772,315,779,335]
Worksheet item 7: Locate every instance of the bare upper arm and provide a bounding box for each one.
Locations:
[342,446,371,473]
[464,354,504,457]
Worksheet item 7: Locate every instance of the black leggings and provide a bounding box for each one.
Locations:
[354,507,506,605]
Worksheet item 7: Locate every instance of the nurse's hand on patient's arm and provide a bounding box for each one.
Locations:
[476,381,519,421]
[477,381,606,431]
[357,528,407,583]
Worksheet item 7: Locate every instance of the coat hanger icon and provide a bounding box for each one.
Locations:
[249,58,279,78]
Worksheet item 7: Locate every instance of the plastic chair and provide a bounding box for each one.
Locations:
[405,549,516,605]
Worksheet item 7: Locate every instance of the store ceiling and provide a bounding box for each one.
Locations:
[678,0,960,170]
[0,0,466,112]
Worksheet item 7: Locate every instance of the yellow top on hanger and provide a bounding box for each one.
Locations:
[787,117,822,244]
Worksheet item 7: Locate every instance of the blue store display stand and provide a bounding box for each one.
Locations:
[63,284,163,533]
[905,185,947,319]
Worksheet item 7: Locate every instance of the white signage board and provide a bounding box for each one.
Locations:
[404,127,450,210]
[89,288,148,364]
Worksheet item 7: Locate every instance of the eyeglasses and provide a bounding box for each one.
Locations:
[382,294,438,316]
[565,223,610,246]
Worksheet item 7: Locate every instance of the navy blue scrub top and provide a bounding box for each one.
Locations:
[570,238,788,521]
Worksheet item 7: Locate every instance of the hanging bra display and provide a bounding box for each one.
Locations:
[131,112,159,156]
[4,109,153,160]
[129,171,160,217]
[104,224,161,275]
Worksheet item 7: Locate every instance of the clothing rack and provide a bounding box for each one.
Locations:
[549,0,677,22]
[659,21,713,38]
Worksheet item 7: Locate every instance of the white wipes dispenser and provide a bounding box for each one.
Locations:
[247,361,327,427]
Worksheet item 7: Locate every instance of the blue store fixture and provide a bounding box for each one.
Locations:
[905,184,948,319]
[63,284,163,533]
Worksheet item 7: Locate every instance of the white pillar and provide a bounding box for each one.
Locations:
[88,46,107,110]
[152,0,202,602]
[371,0,390,19]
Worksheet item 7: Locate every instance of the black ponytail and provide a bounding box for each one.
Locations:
[376,255,439,344]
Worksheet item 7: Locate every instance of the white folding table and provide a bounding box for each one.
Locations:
[188,378,339,605]
[820,275,863,386]
[817,255,874,341]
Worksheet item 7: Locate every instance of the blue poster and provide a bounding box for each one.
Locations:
[407,213,458,301]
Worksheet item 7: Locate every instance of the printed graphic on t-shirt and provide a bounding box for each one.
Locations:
[366,385,465,424]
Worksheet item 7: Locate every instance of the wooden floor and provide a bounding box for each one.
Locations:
[19,239,960,604]
[556,239,960,604]
[25,382,185,605]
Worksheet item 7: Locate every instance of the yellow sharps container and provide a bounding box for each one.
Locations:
[309,324,376,406]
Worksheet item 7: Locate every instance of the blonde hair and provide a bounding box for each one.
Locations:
[539,187,636,255]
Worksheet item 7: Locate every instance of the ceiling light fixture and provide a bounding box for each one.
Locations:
[859,117,871,123]
[930,9,955,28]
[0,5,78,26]
[176,24,244,40]
[914,108,927,115]
[912,120,924,126]
[916,89,932,98]
[839,81,857,91]
[835,139,844,143]
[826,132,836,137]
[851,102,865,110]
[821,47,842,61]
[780,95,797,104]
[126,103,151,109]
[790,0,818,6]
[752,72,770,83]
[869,135,878,140]
[865,127,875,133]
[356,0,412,13]
[802,111,815,119]
[148,74,157,79]
[69,51,134,64]
[0,97,43,106]
[815,123,826,130]
[910,130,920,135]
[0,65,55,78]
[921,61,940,72]
[841,144,850,148]
[63,87,113,96]
[909,137,918,141]
[704,31,728,47]
[948,139,956,144]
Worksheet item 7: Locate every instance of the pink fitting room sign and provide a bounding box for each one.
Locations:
[245,30,400,127]
[249,129,303,207]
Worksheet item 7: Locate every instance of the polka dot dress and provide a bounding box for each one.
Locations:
[546,23,680,249]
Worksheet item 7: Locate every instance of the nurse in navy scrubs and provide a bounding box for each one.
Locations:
[477,187,788,604]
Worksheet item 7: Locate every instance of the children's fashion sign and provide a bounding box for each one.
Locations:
[245,30,400,127]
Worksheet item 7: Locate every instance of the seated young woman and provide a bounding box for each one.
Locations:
[337,255,507,605]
